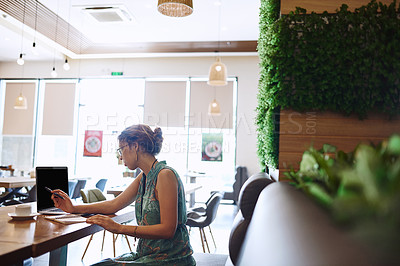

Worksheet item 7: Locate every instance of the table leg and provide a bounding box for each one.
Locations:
[189,176,196,207]
[49,245,67,266]
[0,187,23,204]
[189,192,195,207]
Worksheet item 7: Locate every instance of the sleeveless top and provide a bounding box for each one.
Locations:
[93,161,196,265]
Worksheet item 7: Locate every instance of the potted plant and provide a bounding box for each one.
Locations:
[286,135,400,263]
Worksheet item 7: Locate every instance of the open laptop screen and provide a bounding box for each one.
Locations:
[36,166,69,211]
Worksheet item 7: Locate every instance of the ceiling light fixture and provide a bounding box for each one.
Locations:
[157,0,193,17]
[63,0,71,71]
[14,92,28,110]
[17,0,26,66]
[17,53,25,65]
[51,0,60,78]
[63,58,70,71]
[15,63,27,110]
[208,56,227,86]
[207,0,227,86]
[31,0,39,56]
[208,88,221,116]
[51,67,58,78]
[208,99,221,116]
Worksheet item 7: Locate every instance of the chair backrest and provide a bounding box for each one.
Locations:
[68,180,78,197]
[95,179,108,192]
[71,179,87,199]
[26,185,37,202]
[203,192,223,226]
[80,188,107,203]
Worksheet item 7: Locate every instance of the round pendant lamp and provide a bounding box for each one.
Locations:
[157,0,193,17]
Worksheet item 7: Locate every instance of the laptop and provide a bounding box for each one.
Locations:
[36,166,69,215]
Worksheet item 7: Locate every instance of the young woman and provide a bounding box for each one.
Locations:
[51,124,196,265]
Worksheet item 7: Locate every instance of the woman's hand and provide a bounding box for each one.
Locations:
[86,214,122,234]
[51,189,75,213]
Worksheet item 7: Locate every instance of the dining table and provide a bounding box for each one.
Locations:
[0,202,135,266]
[0,176,36,204]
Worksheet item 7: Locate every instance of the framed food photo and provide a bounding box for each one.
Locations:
[83,130,103,157]
[202,133,223,162]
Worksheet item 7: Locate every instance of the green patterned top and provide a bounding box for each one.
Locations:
[93,161,196,265]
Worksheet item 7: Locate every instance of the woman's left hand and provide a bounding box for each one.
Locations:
[86,214,121,234]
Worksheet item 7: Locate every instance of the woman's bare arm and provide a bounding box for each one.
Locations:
[52,174,142,214]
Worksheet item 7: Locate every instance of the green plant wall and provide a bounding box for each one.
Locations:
[257,0,400,171]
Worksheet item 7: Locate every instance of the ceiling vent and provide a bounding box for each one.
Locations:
[82,6,133,23]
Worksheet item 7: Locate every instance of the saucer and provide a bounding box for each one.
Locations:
[8,213,40,221]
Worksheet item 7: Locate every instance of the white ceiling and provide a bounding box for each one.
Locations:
[0,0,260,62]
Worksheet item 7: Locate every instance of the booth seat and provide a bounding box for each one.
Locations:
[195,172,378,266]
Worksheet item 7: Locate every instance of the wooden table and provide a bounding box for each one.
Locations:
[107,183,202,207]
[0,202,135,265]
[0,177,36,204]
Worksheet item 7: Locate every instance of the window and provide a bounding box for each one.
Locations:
[74,78,145,180]
[0,80,38,176]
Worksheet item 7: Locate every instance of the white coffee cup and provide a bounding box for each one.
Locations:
[15,204,32,216]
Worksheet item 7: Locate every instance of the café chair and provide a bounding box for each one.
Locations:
[187,191,218,218]
[186,192,223,253]
[95,178,108,192]
[68,180,78,197]
[71,179,87,201]
[80,188,132,260]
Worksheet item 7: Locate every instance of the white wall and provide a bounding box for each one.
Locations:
[0,55,262,176]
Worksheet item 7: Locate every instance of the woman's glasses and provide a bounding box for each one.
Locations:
[117,144,129,157]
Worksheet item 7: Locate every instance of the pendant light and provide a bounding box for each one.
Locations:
[15,64,27,110]
[207,0,227,86]
[63,0,71,71]
[208,99,221,116]
[17,54,25,65]
[63,58,70,71]
[208,56,227,86]
[17,0,26,66]
[31,0,39,55]
[157,0,193,17]
[51,0,59,78]
[208,87,221,116]
[14,92,28,110]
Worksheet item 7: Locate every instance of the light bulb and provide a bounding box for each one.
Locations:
[51,67,58,78]
[31,42,39,55]
[63,59,70,71]
[215,65,222,71]
[17,54,24,65]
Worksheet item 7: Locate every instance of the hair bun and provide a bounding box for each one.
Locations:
[154,127,162,138]
[153,127,163,155]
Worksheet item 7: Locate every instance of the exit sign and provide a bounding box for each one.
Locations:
[111,72,123,76]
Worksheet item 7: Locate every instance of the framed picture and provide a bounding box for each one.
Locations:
[202,133,223,162]
[83,130,103,157]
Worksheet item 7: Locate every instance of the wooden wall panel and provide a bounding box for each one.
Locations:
[278,109,400,179]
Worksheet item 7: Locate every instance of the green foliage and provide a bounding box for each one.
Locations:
[286,135,400,229]
[257,0,400,171]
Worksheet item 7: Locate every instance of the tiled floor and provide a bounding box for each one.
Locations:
[32,202,237,265]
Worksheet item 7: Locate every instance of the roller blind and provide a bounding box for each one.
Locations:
[42,83,76,135]
[3,82,36,135]
[189,81,233,129]
[144,81,186,127]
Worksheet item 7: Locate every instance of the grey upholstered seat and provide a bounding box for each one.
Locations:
[186,192,223,253]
